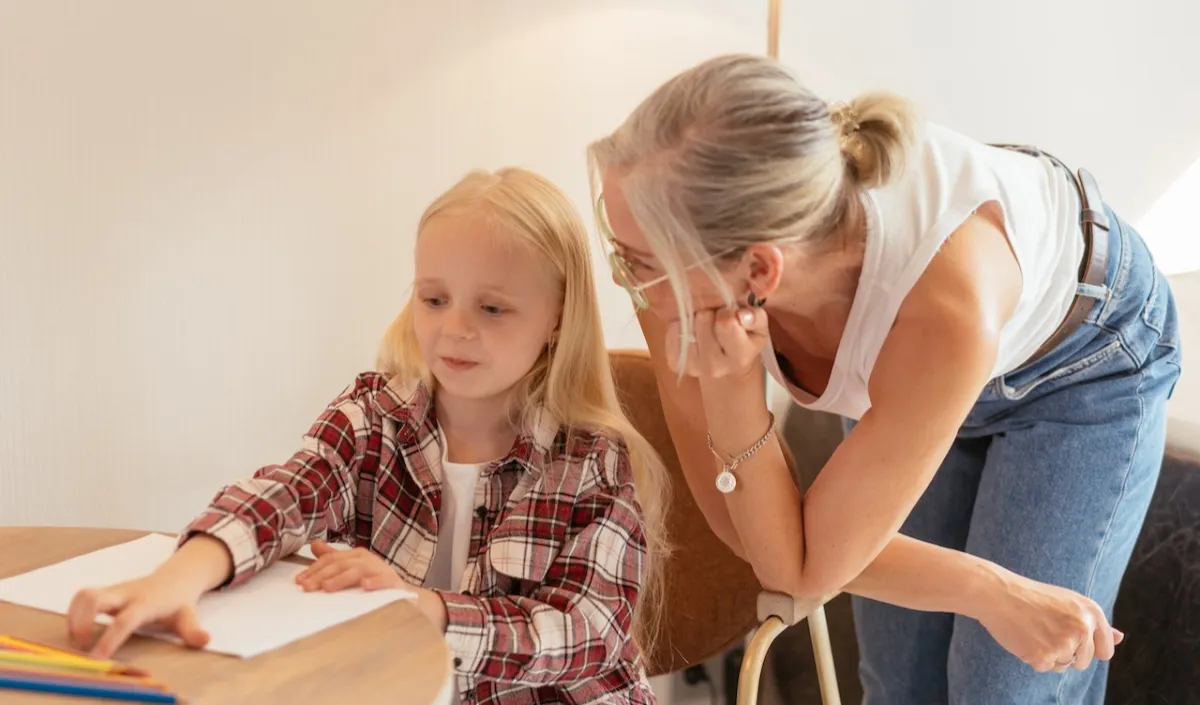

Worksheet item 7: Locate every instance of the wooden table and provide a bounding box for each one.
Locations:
[0,527,453,705]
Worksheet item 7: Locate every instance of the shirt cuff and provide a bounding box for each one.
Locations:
[439,592,493,675]
[179,513,262,587]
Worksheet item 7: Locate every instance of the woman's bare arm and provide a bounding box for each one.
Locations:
[638,308,748,559]
[640,212,1024,616]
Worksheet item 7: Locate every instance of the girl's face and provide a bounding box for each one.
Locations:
[411,212,561,405]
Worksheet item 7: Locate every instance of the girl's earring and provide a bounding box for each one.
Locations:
[747,292,767,308]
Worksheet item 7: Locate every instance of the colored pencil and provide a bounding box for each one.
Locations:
[0,635,89,657]
[0,646,152,678]
[0,660,166,690]
[0,635,153,673]
[0,634,150,672]
[0,670,181,703]
[0,639,41,655]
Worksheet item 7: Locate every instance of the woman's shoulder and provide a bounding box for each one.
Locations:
[866,120,1016,268]
[871,120,983,202]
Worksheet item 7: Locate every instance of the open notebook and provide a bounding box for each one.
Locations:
[0,534,415,658]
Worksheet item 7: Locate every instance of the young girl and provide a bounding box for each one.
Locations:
[65,167,670,704]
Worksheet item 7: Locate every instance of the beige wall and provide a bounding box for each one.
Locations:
[0,1,769,530]
[2,0,1196,529]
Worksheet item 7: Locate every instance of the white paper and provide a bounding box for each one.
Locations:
[0,533,415,658]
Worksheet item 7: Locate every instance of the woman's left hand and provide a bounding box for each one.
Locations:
[296,541,407,592]
[663,306,769,379]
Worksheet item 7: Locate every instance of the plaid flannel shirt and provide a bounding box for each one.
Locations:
[181,372,656,705]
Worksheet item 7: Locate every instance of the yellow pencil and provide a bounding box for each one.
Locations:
[0,635,152,675]
[0,649,151,679]
[0,635,102,661]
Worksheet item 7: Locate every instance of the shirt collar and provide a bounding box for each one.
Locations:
[375,374,558,476]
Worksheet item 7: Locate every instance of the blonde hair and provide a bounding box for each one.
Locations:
[586,54,920,365]
[376,167,671,651]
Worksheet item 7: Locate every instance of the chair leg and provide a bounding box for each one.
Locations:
[736,616,787,705]
[807,604,842,705]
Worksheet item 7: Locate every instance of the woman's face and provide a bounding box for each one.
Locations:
[598,172,746,321]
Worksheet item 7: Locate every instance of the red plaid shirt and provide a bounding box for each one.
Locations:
[182,372,656,705]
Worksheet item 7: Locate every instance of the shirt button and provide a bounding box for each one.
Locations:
[475,507,487,520]
[453,657,463,668]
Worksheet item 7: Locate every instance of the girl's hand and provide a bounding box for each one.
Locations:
[979,574,1123,673]
[295,541,406,592]
[664,306,769,379]
[66,534,231,659]
[297,541,448,632]
[66,574,210,659]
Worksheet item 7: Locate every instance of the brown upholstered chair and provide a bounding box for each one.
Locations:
[609,349,842,705]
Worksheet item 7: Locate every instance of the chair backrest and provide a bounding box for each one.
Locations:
[609,349,761,676]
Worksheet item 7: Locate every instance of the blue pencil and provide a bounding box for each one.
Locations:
[0,670,181,703]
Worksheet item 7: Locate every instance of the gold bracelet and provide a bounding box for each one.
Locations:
[707,411,776,494]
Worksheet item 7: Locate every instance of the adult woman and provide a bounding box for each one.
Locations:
[588,54,1181,704]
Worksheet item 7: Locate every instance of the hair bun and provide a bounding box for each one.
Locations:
[829,101,861,138]
[836,91,920,189]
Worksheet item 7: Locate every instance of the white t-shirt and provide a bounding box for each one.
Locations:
[426,433,484,593]
[426,428,487,705]
[762,122,1083,420]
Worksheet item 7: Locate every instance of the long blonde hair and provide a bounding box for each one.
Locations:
[377,167,670,651]
[586,53,920,367]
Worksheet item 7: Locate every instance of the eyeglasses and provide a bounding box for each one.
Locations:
[595,194,669,311]
[595,194,745,312]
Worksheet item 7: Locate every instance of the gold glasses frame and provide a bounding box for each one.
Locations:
[594,193,744,312]
[594,194,669,311]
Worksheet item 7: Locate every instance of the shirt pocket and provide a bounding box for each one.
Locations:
[477,469,581,596]
[486,526,563,582]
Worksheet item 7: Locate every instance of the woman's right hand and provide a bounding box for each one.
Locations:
[979,573,1123,673]
[67,573,210,659]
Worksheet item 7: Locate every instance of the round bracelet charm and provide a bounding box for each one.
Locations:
[715,469,737,494]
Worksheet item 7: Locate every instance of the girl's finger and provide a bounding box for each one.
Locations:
[67,586,128,650]
[174,605,211,649]
[91,601,150,659]
[321,566,365,592]
[361,572,399,591]
[309,540,336,558]
[297,554,352,588]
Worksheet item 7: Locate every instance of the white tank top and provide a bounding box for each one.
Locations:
[763,122,1083,421]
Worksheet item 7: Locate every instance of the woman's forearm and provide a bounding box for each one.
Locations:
[842,533,1010,620]
[697,368,1014,618]
[698,366,810,593]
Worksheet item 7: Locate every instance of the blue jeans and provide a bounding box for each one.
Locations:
[847,206,1183,705]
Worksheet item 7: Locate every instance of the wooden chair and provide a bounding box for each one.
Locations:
[609,349,842,705]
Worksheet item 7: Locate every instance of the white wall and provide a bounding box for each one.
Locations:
[777,0,1200,231]
[0,0,768,530]
[2,0,1197,527]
